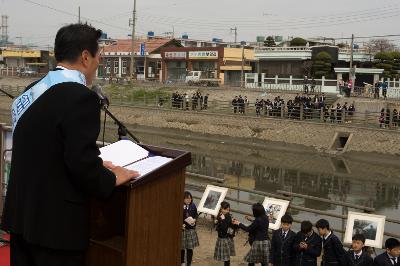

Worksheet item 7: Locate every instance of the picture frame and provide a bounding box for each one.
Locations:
[262,197,290,230]
[344,211,386,248]
[197,185,228,216]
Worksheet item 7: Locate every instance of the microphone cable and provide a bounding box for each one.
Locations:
[102,106,107,147]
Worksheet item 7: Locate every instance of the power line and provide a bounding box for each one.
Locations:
[138,6,399,29]
[22,0,147,35]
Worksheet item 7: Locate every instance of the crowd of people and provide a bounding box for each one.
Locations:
[167,91,209,111]
[231,95,250,114]
[182,191,400,266]
[379,108,400,129]
[230,93,358,124]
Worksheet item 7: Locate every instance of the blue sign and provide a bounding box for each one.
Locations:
[140,43,145,56]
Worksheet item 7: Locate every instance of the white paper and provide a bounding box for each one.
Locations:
[99,140,149,167]
[184,216,195,225]
[125,156,173,177]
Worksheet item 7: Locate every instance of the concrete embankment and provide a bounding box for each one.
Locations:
[1,95,400,157]
[102,104,400,156]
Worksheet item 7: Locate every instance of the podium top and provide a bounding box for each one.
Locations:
[127,143,191,189]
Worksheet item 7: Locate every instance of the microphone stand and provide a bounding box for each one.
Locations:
[0,88,15,99]
[102,105,140,143]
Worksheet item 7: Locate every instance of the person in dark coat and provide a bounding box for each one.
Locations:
[233,203,270,266]
[214,201,236,266]
[293,220,322,266]
[232,96,238,113]
[374,238,400,266]
[181,191,199,266]
[347,234,373,266]
[316,219,347,266]
[1,24,138,266]
[270,214,296,266]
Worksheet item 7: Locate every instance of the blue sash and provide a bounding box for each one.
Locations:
[11,68,86,132]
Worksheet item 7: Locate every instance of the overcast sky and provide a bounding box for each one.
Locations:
[1,0,400,49]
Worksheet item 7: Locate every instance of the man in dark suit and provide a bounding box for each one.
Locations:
[347,234,373,266]
[316,219,347,266]
[293,220,322,266]
[1,24,139,266]
[271,214,296,266]
[374,238,400,266]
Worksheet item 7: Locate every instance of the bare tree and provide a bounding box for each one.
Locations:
[302,60,313,77]
[365,39,396,53]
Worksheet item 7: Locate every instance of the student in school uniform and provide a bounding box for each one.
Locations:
[181,191,199,266]
[293,220,322,266]
[233,203,270,266]
[214,201,236,266]
[374,238,400,266]
[347,234,373,266]
[270,214,297,266]
[315,219,347,266]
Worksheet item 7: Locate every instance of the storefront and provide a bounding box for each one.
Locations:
[100,38,181,80]
[161,47,223,82]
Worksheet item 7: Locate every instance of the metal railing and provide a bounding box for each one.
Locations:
[109,94,399,131]
[185,178,400,246]
[2,85,400,131]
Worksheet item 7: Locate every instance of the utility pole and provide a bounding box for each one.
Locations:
[78,6,81,24]
[230,27,237,45]
[349,34,355,92]
[241,45,245,88]
[1,15,9,44]
[129,0,137,82]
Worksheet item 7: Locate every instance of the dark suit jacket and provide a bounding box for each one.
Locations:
[293,231,322,266]
[271,228,296,266]
[1,81,116,251]
[347,250,373,266]
[321,232,347,266]
[374,252,399,266]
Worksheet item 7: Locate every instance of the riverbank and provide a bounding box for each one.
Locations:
[1,95,400,157]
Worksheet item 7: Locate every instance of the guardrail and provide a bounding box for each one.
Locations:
[185,178,400,244]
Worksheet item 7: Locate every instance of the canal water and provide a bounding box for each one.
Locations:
[104,124,400,240]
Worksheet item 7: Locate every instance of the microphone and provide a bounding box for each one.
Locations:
[92,85,110,108]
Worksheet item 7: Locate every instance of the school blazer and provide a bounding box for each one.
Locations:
[271,228,296,266]
[374,253,399,266]
[293,231,322,266]
[321,233,347,266]
[347,250,373,266]
[1,81,116,250]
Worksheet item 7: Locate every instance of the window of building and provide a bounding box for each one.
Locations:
[122,60,127,75]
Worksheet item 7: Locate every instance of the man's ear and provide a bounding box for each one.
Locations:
[81,50,91,67]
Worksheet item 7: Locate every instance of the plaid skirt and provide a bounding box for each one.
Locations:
[244,240,270,264]
[181,229,199,249]
[214,237,235,261]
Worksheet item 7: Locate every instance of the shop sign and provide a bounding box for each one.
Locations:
[189,51,218,59]
[164,52,186,59]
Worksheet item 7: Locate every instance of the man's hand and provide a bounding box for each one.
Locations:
[103,161,140,186]
[112,166,140,186]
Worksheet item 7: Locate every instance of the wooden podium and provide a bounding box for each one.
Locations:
[86,144,191,266]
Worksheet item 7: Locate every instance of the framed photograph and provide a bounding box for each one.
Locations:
[344,211,386,248]
[262,197,290,230]
[197,185,228,216]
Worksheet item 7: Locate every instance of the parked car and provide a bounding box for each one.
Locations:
[185,71,219,87]
[17,67,38,77]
